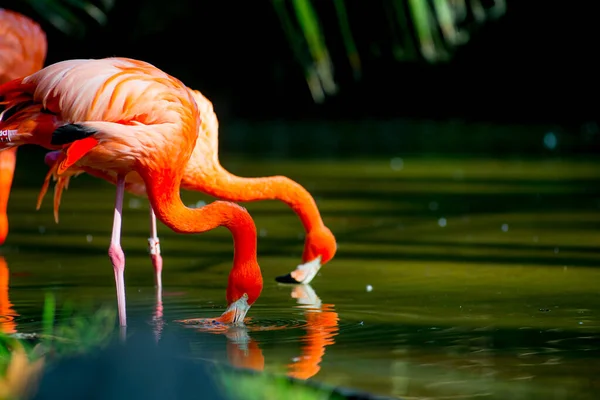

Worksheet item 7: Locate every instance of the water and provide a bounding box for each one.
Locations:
[2,146,600,399]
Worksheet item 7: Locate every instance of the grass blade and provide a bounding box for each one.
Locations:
[333,0,361,80]
[41,293,55,339]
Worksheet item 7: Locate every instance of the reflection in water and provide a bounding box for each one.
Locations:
[184,284,339,380]
[287,284,339,380]
[0,256,17,334]
[152,287,165,343]
[225,327,265,371]
[5,155,600,398]
[225,284,340,379]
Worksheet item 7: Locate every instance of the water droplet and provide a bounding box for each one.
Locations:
[554,247,559,254]
[259,228,268,237]
[128,198,141,209]
[390,157,404,171]
[366,284,373,292]
[543,132,557,150]
[501,223,509,232]
[533,236,539,243]
[438,217,447,227]
[429,201,439,211]
[86,234,93,243]
[38,226,46,234]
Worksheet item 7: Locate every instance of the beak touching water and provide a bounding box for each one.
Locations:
[275,256,322,285]
[216,293,251,325]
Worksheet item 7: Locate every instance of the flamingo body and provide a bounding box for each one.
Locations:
[0,57,263,327]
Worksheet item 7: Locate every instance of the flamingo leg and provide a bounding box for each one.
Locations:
[148,206,163,291]
[108,175,127,327]
[148,204,164,343]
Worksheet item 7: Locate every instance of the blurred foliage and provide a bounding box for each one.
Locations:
[39,294,116,357]
[220,368,350,400]
[0,294,115,399]
[0,340,43,400]
[273,0,506,102]
[21,0,115,37]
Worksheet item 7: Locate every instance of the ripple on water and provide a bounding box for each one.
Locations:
[176,316,306,333]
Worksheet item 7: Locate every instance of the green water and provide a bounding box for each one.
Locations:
[2,152,600,399]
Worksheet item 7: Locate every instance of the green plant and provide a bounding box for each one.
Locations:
[0,294,116,399]
[23,0,115,37]
[39,294,116,357]
[272,0,507,102]
[220,369,347,400]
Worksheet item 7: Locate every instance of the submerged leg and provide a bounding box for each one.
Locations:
[108,175,127,327]
[148,205,163,290]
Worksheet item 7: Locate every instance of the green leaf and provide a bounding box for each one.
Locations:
[333,0,361,79]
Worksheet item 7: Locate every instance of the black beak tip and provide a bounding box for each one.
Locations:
[275,273,301,284]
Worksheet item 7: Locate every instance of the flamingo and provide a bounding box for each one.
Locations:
[37,87,337,287]
[0,9,47,245]
[0,57,263,328]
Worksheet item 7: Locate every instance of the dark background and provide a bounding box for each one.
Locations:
[3,1,598,124]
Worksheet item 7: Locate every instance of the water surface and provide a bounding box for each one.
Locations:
[2,153,600,399]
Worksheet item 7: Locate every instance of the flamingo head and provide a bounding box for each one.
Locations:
[219,263,263,325]
[302,225,337,265]
[275,225,337,285]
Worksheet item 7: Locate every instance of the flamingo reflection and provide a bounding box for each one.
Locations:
[286,284,339,380]
[152,287,165,342]
[0,256,18,334]
[224,327,265,371]
[196,284,339,379]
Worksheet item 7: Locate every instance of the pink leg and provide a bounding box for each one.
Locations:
[148,205,164,342]
[148,206,163,291]
[108,175,127,327]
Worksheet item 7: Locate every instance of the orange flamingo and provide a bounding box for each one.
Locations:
[0,57,263,328]
[0,9,47,245]
[37,88,337,287]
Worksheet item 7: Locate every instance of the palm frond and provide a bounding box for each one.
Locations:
[273,0,507,102]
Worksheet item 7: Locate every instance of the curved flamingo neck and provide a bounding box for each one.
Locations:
[182,163,325,233]
[145,169,258,270]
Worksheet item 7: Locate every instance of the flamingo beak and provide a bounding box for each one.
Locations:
[275,256,322,285]
[217,293,251,325]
